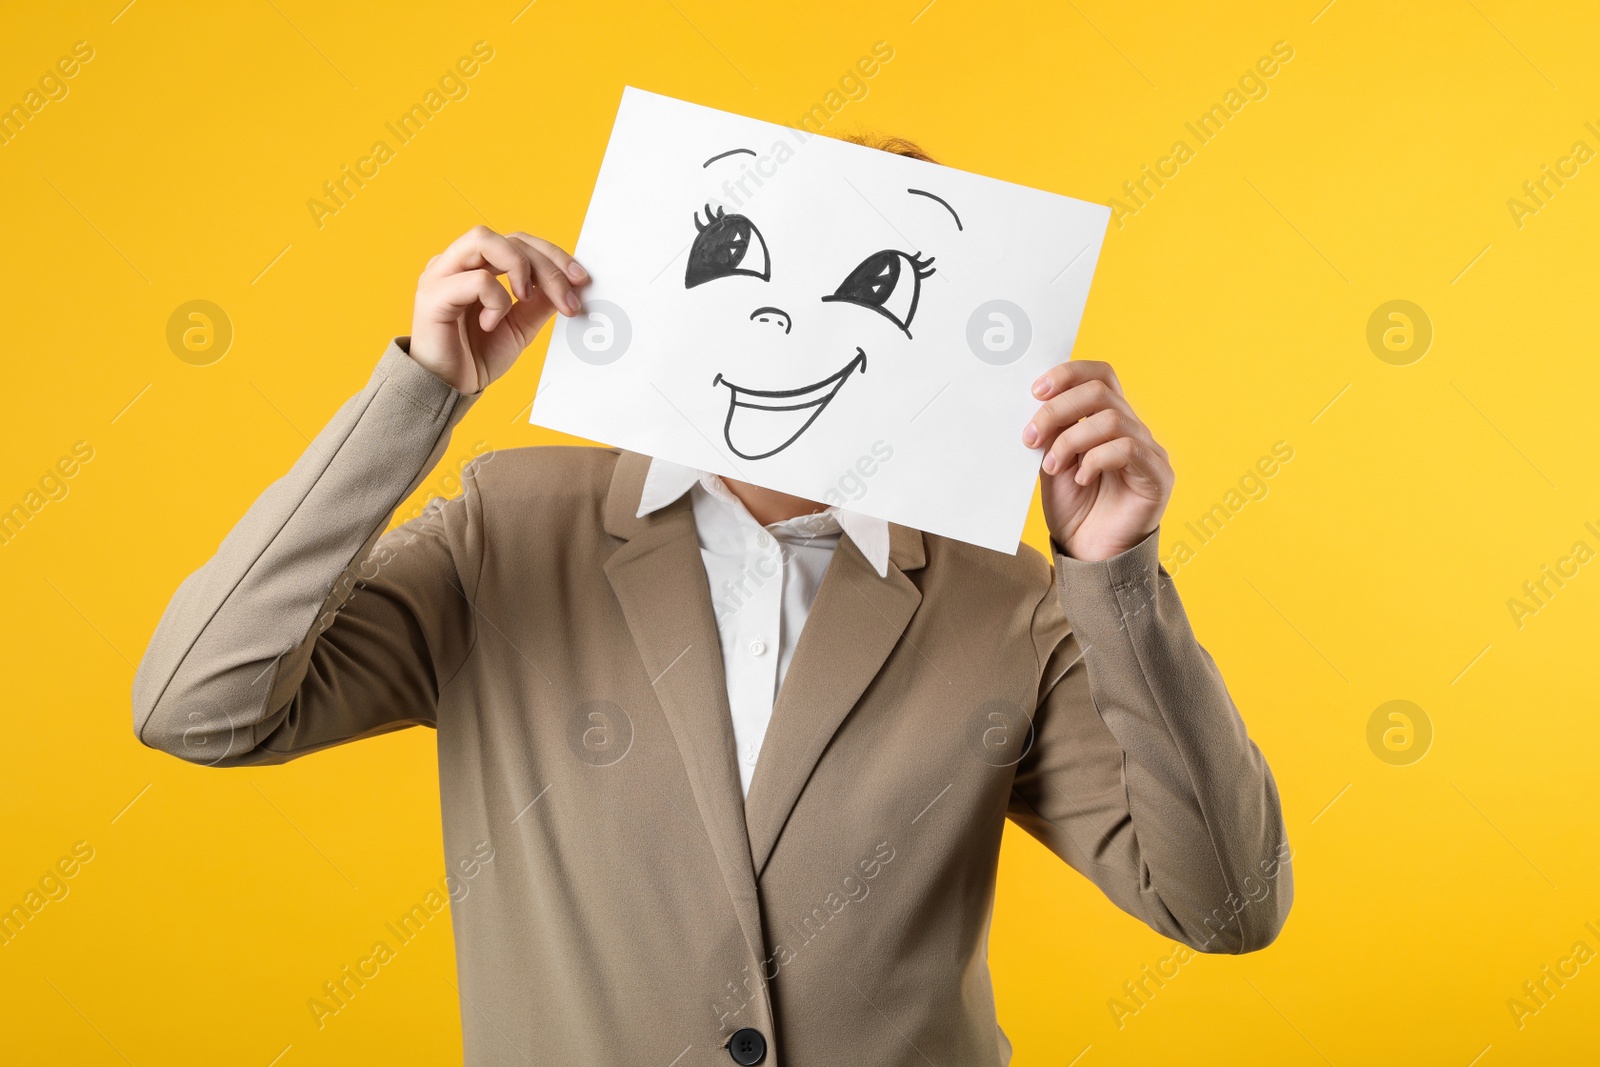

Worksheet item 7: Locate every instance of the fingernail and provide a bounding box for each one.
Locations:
[1032,376,1051,399]
[1023,423,1039,447]
[565,291,582,314]
[567,260,588,281]
[1042,453,1057,474]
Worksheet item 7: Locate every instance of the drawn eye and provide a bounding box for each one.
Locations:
[685,203,771,289]
[821,250,936,336]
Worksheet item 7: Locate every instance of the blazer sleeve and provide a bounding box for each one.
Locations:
[132,339,482,767]
[1006,527,1293,953]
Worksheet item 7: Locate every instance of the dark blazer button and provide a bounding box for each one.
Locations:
[727,1027,766,1065]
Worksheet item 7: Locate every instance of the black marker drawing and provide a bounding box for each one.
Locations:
[702,147,757,167]
[821,249,936,338]
[907,187,963,230]
[749,306,792,334]
[712,350,867,460]
[683,170,955,460]
[685,203,771,289]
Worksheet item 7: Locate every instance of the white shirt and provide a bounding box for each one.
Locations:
[636,458,891,797]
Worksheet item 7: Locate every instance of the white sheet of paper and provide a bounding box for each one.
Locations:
[531,87,1110,553]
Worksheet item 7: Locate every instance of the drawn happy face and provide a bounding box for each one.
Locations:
[533,89,1110,552]
[684,147,962,462]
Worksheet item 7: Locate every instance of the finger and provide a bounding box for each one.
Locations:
[1075,437,1141,485]
[1041,408,1150,475]
[505,233,580,316]
[1031,359,1123,401]
[1023,378,1134,448]
[1076,436,1171,488]
[426,269,513,332]
[429,225,535,302]
[508,232,588,285]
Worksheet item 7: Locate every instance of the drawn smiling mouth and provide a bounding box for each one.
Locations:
[712,349,867,461]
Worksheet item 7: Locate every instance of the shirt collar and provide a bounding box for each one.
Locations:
[636,457,891,578]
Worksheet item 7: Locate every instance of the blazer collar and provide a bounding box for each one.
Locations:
[604,451,927,883]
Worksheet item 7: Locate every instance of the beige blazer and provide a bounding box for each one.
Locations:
[133,340,1291,1066]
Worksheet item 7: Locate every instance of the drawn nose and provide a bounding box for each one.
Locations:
[749,306,792,335]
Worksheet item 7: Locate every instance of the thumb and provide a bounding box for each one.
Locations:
[464,292,558,391]
[500,290,558,351]
[479,291,558,376]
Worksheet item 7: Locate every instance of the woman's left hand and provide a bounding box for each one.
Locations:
[1023,359,1174,562]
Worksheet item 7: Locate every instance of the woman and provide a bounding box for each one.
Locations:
[134,136,1290,1066]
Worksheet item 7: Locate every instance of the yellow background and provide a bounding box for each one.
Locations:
[3,0,1597,1063]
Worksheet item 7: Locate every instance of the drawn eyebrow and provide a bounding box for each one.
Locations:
[703,148,757,168]
[907,188,962,231]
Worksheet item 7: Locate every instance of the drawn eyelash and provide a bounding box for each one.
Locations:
[693,203,727,232]
[909,252,937,278]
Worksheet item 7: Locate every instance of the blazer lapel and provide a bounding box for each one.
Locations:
[601,453,767,967]
[743,522,926,877]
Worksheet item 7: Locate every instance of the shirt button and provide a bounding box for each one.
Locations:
[756,531,773,547]
[748,639,767,657]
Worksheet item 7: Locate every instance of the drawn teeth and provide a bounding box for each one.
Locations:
[728,380,833,410]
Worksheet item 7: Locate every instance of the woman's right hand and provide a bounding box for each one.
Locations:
[408,225,588,394]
